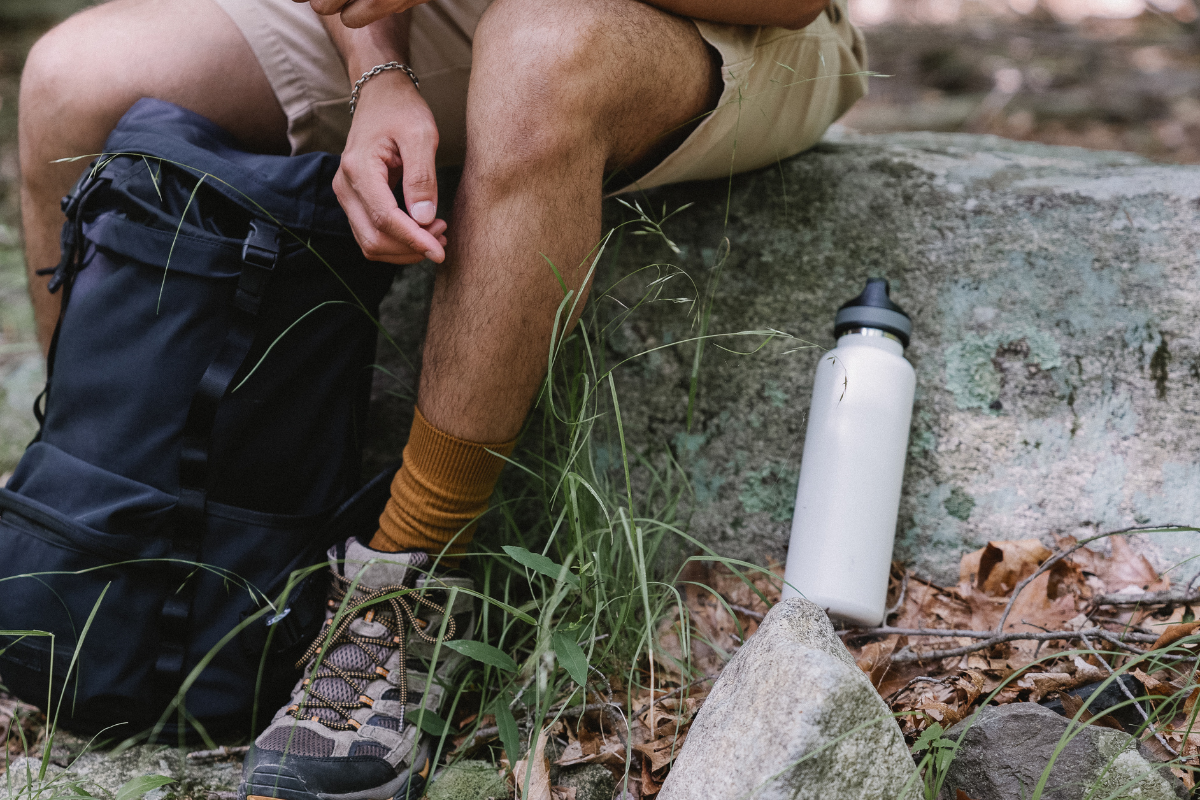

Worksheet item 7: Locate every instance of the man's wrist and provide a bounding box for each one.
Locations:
[351,63,420,115]
[321,12,411,78]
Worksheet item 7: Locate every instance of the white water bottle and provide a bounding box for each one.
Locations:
[781,279,916,627]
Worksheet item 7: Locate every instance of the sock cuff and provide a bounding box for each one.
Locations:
[373,409,518,555]
[403,407,518,497]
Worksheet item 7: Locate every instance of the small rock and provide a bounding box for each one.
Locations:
[555,763,614,800]
[659,598,919,800]
[425,759,509,800]
[1039,674,1147,731]
[941,703,1188,800]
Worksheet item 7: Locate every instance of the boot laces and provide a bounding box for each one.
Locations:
[287,568,457,732]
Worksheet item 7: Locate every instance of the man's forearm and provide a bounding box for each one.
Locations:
[321,12,410,78]
[643,0,827,29]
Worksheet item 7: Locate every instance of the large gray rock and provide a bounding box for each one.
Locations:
[941,703,1187,800]
[596,131,1200,584]
[367,133,1200,584]
[658,598,919,800]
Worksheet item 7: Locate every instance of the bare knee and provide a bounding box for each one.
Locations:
[466,0,713,185]
[468,0,616,172]
[18,14,124,190]
[20,0,286,181]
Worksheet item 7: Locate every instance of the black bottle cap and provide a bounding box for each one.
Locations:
[833,278,912,347]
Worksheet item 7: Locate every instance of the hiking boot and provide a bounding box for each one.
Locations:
[240,538,475,800]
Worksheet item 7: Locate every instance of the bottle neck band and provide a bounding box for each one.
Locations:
[838,326,904,345]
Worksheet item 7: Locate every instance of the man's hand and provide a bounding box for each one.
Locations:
[302,0,422,29]
[336,69,447,264]
[319,12,446,264]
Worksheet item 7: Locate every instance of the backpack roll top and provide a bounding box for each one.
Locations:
[0,99,398,739]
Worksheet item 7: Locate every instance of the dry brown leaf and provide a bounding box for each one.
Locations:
[1170,767,1195,791]
[961,540,1052,597]
[1141,734,1178,763]
[1151,621,1200,651]
[551,788,577,800]
[1000,571,1082,641]
[1047,559,1090,600]
[1101,536,1169,594]
[641,754,663,797]
[555,719,627,770]
[918,701,967,726]
[855,636,902,689]
[1057,536,1109,577]
[1132,667,1183,698]
[633,732,688,773]
[956,791,981,800]
[513,730,553,800]
[1185,688,1200,720]
[1067,656,1107,684]
[953,670,986,706]
[955,582,1008,631]
[1017,672,1078,703]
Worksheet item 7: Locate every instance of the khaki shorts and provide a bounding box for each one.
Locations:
[212,0,867,194]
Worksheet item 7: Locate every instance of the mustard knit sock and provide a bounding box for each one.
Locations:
[370,408,516,562]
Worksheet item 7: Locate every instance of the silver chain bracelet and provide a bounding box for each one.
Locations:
[349,62,420,116]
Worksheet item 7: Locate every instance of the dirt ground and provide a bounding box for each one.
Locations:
[0,0,1197,467]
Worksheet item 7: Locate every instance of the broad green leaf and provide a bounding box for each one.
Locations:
[909,722,944,756]
[442,640,518,673]
[415,709,451,736]
[552,631,589,687]
[493,694,521,764]
[115,775,175,800]
[502,545,579,588]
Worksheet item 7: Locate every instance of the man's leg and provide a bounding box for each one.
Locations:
[19,0,288,354]
[374,0,721,554]
[425,0,718,442]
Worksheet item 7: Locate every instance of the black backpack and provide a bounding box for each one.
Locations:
[0,99,397,740]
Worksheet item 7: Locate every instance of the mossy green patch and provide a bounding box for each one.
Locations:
[738,461,799,522]
[943,486,975,521]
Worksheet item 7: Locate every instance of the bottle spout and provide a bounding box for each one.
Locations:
[833,278,913,347]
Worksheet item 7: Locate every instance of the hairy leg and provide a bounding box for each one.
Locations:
[19,0,288,353]
[417,0,721,442]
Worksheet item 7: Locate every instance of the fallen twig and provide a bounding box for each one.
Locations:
[844,627,1161,664]
[1093,589,1200,608]
[187,745,249,763]
[632,674,720,720]
[728,604,765,621]
[844,626,1157,643]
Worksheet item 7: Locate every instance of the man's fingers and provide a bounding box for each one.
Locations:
[306,0,350,15]
[397,126,439,227]
[340,201,427,265]
[336,161,445,262]
[338,0,407,28]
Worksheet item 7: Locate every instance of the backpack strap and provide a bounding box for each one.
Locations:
[32,167,114,436]
[155,219,282,696]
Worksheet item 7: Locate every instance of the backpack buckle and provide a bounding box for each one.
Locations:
[236,221,280,315]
